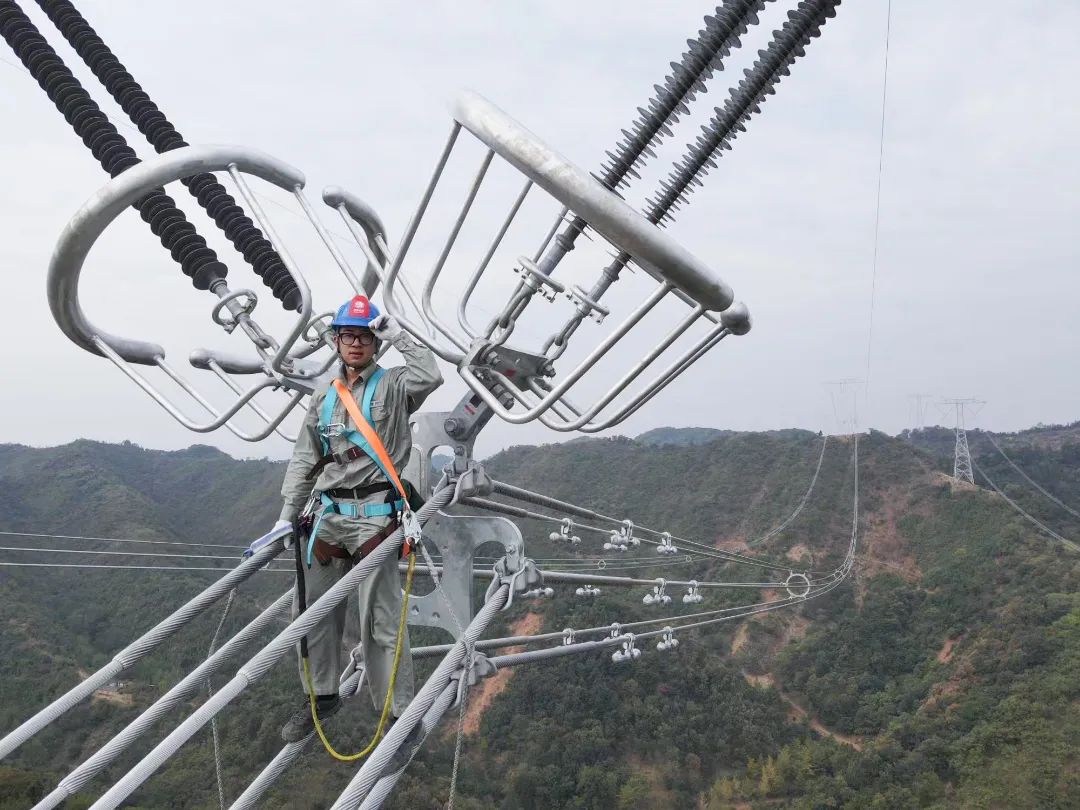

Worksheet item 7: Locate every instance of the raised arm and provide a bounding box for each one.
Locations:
[372,315,444,413]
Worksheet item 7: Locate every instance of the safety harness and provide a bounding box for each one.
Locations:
[303,367,411,567]
[295,365,420,761]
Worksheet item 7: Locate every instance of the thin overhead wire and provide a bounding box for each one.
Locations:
[747,434,829,547]
[0,561,292,573]
[481,485,811,573]
[415,589,835,660]
[983,434,1080,520]
[0,544,260,562]
[863,0,892,398]
[542,556,705,574]
[0,529,249,550]
[462,496,759,568]
[972,459,1079,553]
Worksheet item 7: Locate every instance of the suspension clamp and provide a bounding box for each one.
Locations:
[449,459,494,499]
[657,531,678,555]
[656,627,680,652]
[642,578,671,606]
[682,580,703,604]
[485,546,542,610]
[522,586,554,599]
[463,338,553,392]
[612,634,642,664]
[449,651,497,692]
[339,646,365,692]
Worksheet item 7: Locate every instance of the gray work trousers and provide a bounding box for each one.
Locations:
[292,503,415,716]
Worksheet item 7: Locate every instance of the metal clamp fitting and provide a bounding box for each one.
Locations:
[656,627,680,652]
[514,256,566,301]
[566,284,610,323]
[211,289,258,333]
[612,634,642,663]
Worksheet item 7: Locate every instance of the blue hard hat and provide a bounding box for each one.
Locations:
[331,295,381,329]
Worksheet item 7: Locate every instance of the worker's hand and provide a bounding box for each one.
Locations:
[272,519,294,550]
[265,520,291,552]
[369,313,403,342]
[244,519,293,558]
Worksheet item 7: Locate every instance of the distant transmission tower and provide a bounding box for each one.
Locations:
[909,393,933,430]
[941,398,985,483]
[825,378,863,435]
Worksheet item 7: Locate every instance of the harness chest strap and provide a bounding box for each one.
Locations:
[308,367,386,480]
[330,377,410,505]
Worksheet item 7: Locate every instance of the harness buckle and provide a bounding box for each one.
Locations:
[320,421,348,439]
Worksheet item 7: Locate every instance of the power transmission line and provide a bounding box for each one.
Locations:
[982,433,1080,520]
[0,529,248,551]
[863,0,893,401]
[972,459,1079,553]
[0,561,292,574]
[0,544,263,563]
[909,393,933,430]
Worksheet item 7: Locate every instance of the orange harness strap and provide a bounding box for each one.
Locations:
[332,378,414,554]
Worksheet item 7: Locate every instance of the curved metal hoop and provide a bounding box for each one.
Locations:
[784,572,812,599]
[48,144,312,367]
[452,91,734,311]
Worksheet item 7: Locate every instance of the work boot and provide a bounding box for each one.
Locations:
[281,695,342,743]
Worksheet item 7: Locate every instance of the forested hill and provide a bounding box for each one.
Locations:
[1,426,1078,809]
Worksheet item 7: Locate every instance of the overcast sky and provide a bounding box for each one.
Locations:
[1,0,1077,461]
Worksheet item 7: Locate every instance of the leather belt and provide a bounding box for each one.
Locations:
[311,519,401,566]
[324,482,394,501]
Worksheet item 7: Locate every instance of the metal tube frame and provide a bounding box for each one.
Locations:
[420,149,496,352]
[46,144,332,441]
[457,178,533,340]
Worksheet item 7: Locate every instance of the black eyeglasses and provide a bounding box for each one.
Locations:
[337,331,376,347]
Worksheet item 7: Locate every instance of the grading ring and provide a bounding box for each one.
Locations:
[784,571,811,598]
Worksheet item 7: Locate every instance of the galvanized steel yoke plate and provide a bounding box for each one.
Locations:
[463,340,551,391]
[404,408,516,639]
[407,511,522,639]
[404,411,482,499]
[451,91,734,313]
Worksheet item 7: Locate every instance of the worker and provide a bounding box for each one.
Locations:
[275,295,443,743]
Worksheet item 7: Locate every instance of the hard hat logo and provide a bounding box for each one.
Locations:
[348,296,370,318]
[331,295,381,329]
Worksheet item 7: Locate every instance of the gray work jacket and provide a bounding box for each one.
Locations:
[279,332,443,522]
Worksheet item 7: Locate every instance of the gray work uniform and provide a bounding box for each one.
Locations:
[280,332,442,711]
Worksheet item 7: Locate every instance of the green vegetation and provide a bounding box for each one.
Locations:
[0,425,1077,808]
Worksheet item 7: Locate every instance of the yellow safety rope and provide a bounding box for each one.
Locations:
[303,548,416,761]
